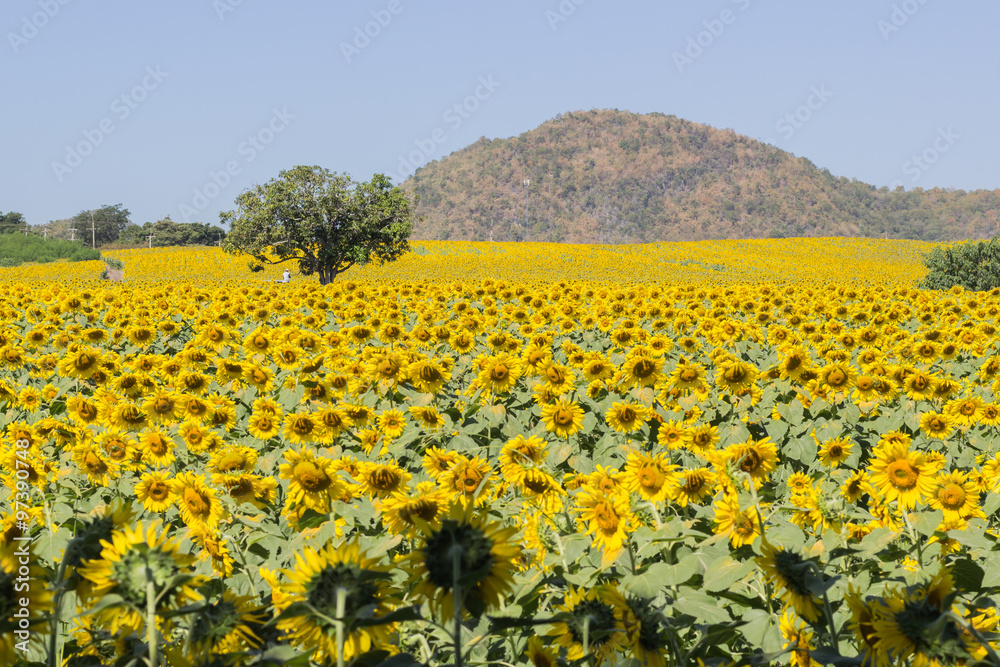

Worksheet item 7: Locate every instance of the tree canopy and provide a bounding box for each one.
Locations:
[220,166,415,284]
[0,211,26,235]
[72,204,132,247]
[119,217,225,247]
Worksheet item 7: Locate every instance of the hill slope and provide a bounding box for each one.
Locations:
[402,109,1000,243]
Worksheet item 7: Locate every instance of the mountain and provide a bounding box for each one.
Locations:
[401,109,1000,243]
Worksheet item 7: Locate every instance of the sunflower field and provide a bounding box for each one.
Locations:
[1,239,999,667]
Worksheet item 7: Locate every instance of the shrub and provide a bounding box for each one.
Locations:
[0,234,102,265]
[0,257,18,267]
[104,256,125,270]
[919,238,1000,291]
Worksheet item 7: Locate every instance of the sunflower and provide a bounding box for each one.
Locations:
[714,359,758,395]
[498,434,548,482]
[779,611,820,667]
[282,412,322,445]
[621,353,663,389]
[717,438,779,484]
[901,370,936,402]
[138,428,177,467]
[77,521,206,636]
[175,420,211,455]
[109,401,149,431]
[405,502,520,619]
[188,525,236,578]
[477,353,523,395]
[540,397,585,439]
[575,486,634,565]
[422,446,459,479]
[357,461,412,499]
[814,433,854,467]
[606,401,649,434]
[57,345,103,379]
[620,593,671,667]
[867,443,936,510]
[945,395,985,427]
[669,359,707,390]
[268,541,401,663]
[919,411,956,440]
[581,355,614,383]
[925,470,980,521]
[183,591,266,658]
[668,468,715,507]
[524,635,558,667]
[67,395,101,426]
[623,451,680,503]
[547,586,629,663]
[135,471,175,513]
[279,448,342,513]
[713,495,761,548]
[172,472,226,529]
[247,411,281,441]
[408,405,446,433]
[438,455,493,504]
[71,440,119,487]
[684,423,719,459]
[656,419,689,450]
[380,481,451,537]
[817,362,856,394]
[843,584,882,660]
[376,408,407,440]
[757,541,821,622]
[408,357,452,394]
[872,570,974,667]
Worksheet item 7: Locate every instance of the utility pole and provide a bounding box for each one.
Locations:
[89,210,97,249]
[69,224,77,242]
[146,232,154,249]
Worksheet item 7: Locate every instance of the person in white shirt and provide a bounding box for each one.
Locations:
[281,269,290,283]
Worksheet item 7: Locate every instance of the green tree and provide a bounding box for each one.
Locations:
[919,237,1000,291]
[220,166,415,284]
[73,204,131,246]
[0,211,26,234]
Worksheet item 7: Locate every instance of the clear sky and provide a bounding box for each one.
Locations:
[3,0,998,229]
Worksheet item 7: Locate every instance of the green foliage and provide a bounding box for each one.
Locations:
[0,211,26,234]
[404,109,1000,243]
[118,217,225,247]
[918,237,1000,291]
[72,203,132,246]
[221,165,416,285]
[0,234,101,266]
[103,257,125,270]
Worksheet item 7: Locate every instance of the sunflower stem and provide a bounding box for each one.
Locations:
[334,586,346,667]
[146,573,158,667]
[452,544,464,667]
[46,558,69,667]
[626,535,637,576]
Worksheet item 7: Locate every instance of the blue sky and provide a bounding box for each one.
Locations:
[3,0,998,229]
